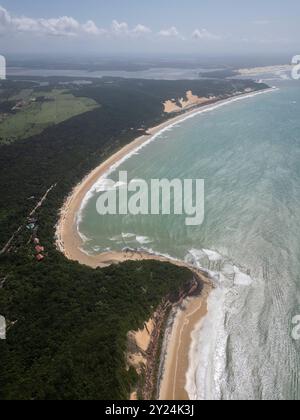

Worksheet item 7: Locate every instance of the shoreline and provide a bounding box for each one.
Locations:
[55,86,275,267]
[158,281,212,400]
[55,86,275,400]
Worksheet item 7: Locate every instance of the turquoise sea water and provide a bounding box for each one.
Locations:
[79,80,300,400]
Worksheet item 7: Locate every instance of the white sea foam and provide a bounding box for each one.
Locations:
[78,246,94,256]
[186,286,227,400]
[75,83,299,400]
[137,246,180,263]
[184,248,255,400]
[186,248,207,262]
[77,230,91,243]
[136,235,153,245]
[110,233,152,245]
[96,180,127,192]
[203,249,223,261]
[233,266,253,286]
[95,179,116,192]
[76,87,277,234]
[121,233,136,239]
[93,246,101,252]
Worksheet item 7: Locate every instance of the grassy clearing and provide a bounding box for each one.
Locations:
[0,89,99,144]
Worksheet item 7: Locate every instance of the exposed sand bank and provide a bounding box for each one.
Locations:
[238,64,292,76]
[134,319,155,353]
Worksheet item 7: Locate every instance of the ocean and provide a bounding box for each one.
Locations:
[78,77,300,400]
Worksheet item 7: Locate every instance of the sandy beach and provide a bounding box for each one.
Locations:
[55,87,274,266]
[55,87,274,400]
[159,282,212,400]
[54,98,218,400]
[55,101,221,268]
[238,64,292,76]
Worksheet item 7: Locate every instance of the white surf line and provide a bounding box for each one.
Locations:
[171,295,207,400]
[77,87,278,221]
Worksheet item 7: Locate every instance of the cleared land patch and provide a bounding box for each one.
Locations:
[0,89,99,144]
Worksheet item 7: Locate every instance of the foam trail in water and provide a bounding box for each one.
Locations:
[186,287,226,400]
[184,248,255,400]
[136,236,153,245]
[77,88,277,232]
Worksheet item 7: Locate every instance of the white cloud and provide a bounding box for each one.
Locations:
[158,26,182,39]
[111,20,129,35]
[38,17,81,36]
[1,5,221,44]
[110,20,152,38]
[192,28,220,40]
[82,20,105,36]
[159,27,178,37]
[0,6,103,37]
[13,17,41,33]
[132,24,151,35]
[253,20,270,25]
[0,6,11,33]
[0,7,150,39]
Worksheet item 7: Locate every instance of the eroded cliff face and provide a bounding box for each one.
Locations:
[163,90,216,114]
[126,276,203,400]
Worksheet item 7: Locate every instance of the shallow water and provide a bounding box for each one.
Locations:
[79,80,300,400]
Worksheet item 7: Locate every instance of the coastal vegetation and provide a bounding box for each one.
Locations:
[0,76,268,399]
[0,255,193,400]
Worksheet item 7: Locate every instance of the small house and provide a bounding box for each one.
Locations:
[35,245,45,253]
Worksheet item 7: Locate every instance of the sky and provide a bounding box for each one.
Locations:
[0,0,299,57]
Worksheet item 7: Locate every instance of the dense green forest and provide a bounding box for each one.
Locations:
[0,76,268,400]
[0,256,192,400]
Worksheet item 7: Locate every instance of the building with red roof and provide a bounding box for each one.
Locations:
[35,245,44,253]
